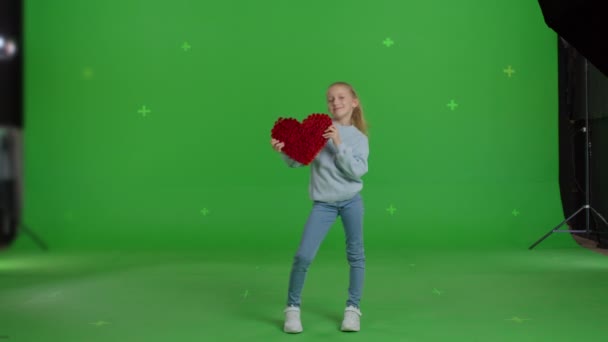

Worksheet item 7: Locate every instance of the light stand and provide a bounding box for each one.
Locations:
[530,57,608,249]
[0,128,48,251]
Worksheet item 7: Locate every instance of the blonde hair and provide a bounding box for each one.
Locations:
[328,82,369,137]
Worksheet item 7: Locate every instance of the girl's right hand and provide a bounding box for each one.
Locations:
[271,138,285,152]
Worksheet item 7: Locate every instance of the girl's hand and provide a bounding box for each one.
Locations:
[271,138,285,152]
[323,125,341,146]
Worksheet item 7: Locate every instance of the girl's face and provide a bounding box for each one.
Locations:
[327,85,359,122]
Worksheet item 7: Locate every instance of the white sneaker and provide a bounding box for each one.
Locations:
[283,306,303,333]
[341,305,362,332]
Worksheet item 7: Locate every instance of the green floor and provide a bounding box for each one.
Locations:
[1,239,607,342]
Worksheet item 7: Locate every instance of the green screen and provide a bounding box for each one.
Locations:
[5,2,608,342]
[14,0,566,252]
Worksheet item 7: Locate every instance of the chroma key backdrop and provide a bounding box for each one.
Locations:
[3,1,608,341]
[18,0,562,251]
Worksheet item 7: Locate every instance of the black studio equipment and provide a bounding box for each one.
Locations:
[531,0,608,249]
[537,0,608,78]
[1,0,47,250]
[1,0,24,249]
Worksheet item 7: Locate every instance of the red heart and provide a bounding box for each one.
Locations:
[271,113,333,165]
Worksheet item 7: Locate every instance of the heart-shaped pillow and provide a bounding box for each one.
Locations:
[271,113,333,165]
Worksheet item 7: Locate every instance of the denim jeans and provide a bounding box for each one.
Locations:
[286,192,365,308]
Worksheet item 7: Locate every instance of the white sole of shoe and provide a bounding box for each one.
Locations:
[284,327,303,334]
[341,325,360,332]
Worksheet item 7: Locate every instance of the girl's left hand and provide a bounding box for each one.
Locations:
[323,125,341,146]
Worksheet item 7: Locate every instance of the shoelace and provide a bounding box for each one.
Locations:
[344,310,360,323]
[345,307,362,316]
[285,306,300,313]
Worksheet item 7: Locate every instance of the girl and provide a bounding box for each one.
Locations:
[270,81,369,333]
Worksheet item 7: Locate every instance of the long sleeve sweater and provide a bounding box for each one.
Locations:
[280,121,369,202]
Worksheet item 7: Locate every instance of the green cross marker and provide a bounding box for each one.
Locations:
[506,316,530,323]
[512,209,520,217]
[138,106,151,117]
[200,208,210,216]
[82,67,94,79]
[386,205,397,215]
[447,99,458,110]
[503,65,515,77]
[383,38,394,47]
[90,321,110,327]
[25,290,62,304]
[181,42,191,52]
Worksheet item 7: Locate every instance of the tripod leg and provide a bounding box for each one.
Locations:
[19,224,49,251]
[529,206,586,250]
[590,207,608,226]
[590,207,608,248]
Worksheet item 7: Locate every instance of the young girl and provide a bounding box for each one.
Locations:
[270,82,369,333]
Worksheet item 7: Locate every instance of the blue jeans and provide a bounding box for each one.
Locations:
[286,193,365,309]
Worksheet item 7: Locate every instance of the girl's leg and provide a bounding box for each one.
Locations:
[286,201,338,307]
[339,193,365,308]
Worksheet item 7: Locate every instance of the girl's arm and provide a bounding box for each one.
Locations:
[334,138,369,180]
